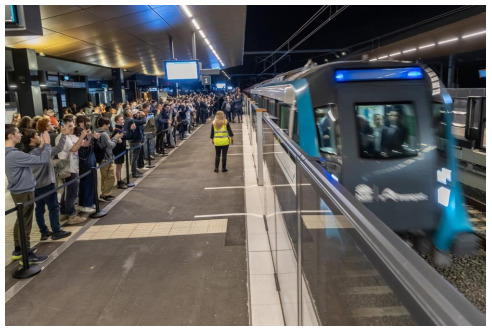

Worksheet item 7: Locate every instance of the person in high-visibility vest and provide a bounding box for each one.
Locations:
[210,111,234,173]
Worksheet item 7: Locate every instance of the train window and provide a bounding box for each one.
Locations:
[314,105,339,155]
[355,103,419,159]
[279,104,290,132]
[292,110,299,144]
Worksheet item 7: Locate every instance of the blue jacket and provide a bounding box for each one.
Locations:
[125,116,147,142]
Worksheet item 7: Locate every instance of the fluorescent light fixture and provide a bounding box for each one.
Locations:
[378,55,388,59]
[438,37,458,45]
[403,48,416,53]
[390,52,401,57]
[180,5,192,18]
[419,43,435,49]
[462,30,486,39]
[199,30,205,38]
[191,19,200,30]
[209,45,215,51]
[9,84,17,88]
[369,58,377,61]
[204,38,211,45]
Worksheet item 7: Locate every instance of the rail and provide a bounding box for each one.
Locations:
[244,97,485,326]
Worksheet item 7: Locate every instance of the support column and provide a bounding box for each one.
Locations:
[447,54,456,88]
[169,35,175,60]
[111,68,126,104]
[12,48,43,117]
[192,31,196,60]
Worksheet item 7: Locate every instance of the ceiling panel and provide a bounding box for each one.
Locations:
[62,21,120,40]
[82,5,149,20]
[8,33,78,49]
[42,10,102,31]
[107,9,162,28]
[40,5,81,19]
[5,28,57,45]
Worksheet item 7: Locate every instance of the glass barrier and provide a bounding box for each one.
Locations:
[245,100,484,326]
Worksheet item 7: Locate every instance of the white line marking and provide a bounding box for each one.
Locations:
[194,212,263,219]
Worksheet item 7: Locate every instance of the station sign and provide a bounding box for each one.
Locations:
[201,75,211,85]
[60,81,86,88]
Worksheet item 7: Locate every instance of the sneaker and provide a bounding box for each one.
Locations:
[106,195,116,200]
[132,173,143,178]
[67,214,87,225]
[149,155,155,160]
[60,214,69,221]
[19,253,48,265]
[40,231,53,241]
[99,195,112,202]
[51,230,72,240]
[222,168,228,172]
[79,206,96,213]
[11,247,37,260]
[117,181,128,189]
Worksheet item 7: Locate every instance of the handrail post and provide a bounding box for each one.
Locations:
[12,202,41,279]
[89,166,108,218]
[146,137,155,168]
[256,107,266,186]
[125,149,135,187]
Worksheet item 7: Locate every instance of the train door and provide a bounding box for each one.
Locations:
[335,83,439,232]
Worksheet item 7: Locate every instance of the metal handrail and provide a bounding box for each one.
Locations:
[254,103,485,325]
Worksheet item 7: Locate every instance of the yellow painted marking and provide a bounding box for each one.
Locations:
[302,214,353,229]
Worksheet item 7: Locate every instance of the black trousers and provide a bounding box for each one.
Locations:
[215,145,229,170]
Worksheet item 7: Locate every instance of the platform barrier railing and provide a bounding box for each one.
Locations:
[5,142,144,279]
[245,101,485,325]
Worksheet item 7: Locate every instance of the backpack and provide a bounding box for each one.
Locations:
[93,136,106,164]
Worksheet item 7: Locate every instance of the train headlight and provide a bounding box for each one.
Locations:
[437,187,451,207]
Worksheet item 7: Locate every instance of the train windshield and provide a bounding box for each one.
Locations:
[355,103,419,159]
[314,105,339,155]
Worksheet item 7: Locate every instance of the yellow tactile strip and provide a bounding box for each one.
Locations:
[302,214,353,229]
[77,219,228,241]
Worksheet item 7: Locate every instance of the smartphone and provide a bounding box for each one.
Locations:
[148,113,154,119]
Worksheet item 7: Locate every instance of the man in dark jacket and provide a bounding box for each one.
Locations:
[125,108,148,178]
[112,114,136,188]
[155,103,169,156]
[221,95,233,122]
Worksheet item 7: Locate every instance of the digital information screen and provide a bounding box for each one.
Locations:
[165,61,199,81]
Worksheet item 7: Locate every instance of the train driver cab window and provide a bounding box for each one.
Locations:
[314,105,339,155]
[355,103,418,159]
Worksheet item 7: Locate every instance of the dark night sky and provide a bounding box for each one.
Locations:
[227,5,485,88]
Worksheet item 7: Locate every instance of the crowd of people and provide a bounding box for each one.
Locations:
[5,89,243,265]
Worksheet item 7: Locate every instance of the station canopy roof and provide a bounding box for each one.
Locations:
[5,5,246,77]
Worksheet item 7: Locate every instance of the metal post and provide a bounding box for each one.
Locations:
[89,167,108,218]
[256,108,264,186]
[296,159,303,325]
[192,31,197,60]
[12,202,41,279]
[146,137,155,168]
[125,149,135,187]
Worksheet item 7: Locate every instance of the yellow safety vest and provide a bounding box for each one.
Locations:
[213,122,230,146]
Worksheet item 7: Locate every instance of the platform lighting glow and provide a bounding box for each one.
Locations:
[334,67,423,82]
[191,19,200,30]
[419,43,435,49]
[462,30,486,39]
[204,38,211,45]
[180,5,192,18]
[199,30,205,38]
[390,52,401,57]
[438,37,458,45]
[369,58,377,61]
[378,55,388,59]
[403,48,416,53]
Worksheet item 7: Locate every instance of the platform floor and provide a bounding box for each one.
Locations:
[4,122,263,326]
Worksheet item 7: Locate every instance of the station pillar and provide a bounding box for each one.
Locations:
[12,48,43,117]
[112,68,126,104]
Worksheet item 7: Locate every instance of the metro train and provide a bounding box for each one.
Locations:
[247,60,478,264]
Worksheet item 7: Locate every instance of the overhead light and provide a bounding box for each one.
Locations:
[204,38,211,46]
[369,58,377,62]
[40,84,47,87]
[419,43,435,49]
[209,45,215,51]
[341,51,346,56]
[9,84,17,88]
[191,19,200,30]
[378,55,388,59]
[438,37,458,45]
[390,52,401,57]
[180,5,192,18]
[199,30,205,38]
[39,52,45,56]
[403,48,416,53]
[462,30,486,39]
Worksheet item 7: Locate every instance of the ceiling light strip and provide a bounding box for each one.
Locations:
[179,5,224,68]
[462,30,486,39]
[419,43,435,49]
[438,37,458,44]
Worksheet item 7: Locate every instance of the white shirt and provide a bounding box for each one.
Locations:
[56,133,79,173]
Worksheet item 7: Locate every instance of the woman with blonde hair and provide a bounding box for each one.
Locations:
[210,110,234,173]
